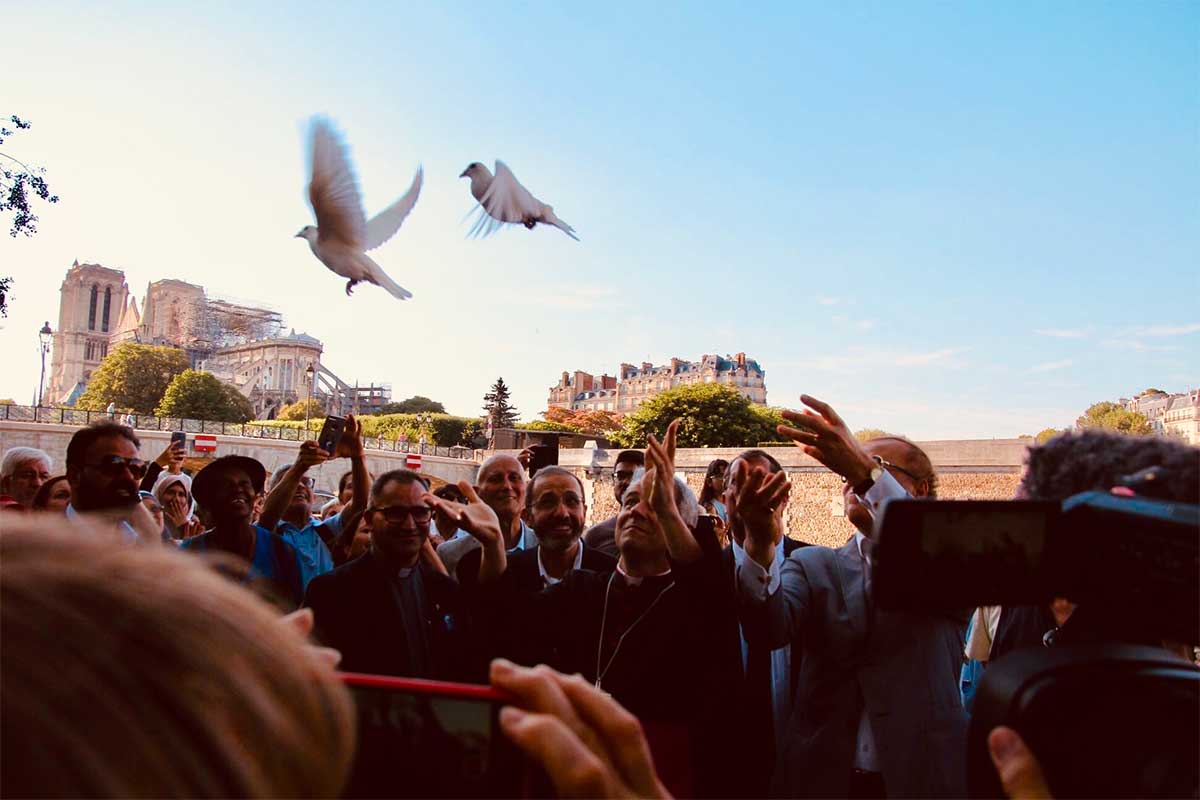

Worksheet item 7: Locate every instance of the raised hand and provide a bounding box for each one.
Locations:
[644,419,681,523]
[491,659,670,800]
[180,518,206,540]
[334,414,365,459]
[778,394,875,486]
[728,458,790,567]
[424,481,503,548]
[155,440,186,474]
[296,439,331,471]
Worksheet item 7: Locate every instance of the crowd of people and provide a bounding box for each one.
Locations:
[1,395,1197,798]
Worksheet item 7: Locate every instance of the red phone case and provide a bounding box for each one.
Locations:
[339,672,515,704]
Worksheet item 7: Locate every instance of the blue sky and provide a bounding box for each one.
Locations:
[3,1,1196,438]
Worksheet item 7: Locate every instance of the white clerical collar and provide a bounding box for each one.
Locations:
[538,540,584,586]
[615,560,672,586]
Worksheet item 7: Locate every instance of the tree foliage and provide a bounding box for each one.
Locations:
[252,413,484,447]
[155,370,254,422]
[0,276,10,318]
[1035,427,1067,444]
[1138,388,1166,397]
[853,428,898,442]
[1076,402,1152,436]
[540,406,623,434]
[77,344,190,414]
[1,116,58,237]
[379,395,446,415]
[482,377,519,429]
[610,383,780,448]
[277,397,325,421]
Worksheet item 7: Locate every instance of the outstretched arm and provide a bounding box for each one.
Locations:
[259,440,329,531]
[426,481,508,583]
[644,419,703,565]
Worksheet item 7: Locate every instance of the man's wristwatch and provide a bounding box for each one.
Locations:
[851,462,884,497]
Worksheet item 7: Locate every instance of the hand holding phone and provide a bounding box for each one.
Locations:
[318,415,347,455]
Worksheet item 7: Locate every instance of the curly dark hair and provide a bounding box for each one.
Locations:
[1020,430,1199,503]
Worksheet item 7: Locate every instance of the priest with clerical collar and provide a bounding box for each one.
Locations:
[428,421,745,797]
[304,469,476,681]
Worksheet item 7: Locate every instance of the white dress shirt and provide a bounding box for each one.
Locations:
[537,539,586,586]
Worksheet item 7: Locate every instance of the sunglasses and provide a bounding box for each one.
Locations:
[367,505,432,524]
[85,456,148,479]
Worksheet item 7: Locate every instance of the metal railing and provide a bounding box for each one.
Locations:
[1,404,475,460]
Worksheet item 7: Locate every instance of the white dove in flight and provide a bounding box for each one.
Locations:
[460,161,579,241]
[296,117,422,299]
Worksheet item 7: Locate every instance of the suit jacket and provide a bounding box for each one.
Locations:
[740,540,968,798]
[304,550,478,681]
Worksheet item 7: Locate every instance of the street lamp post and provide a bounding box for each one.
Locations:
[37,321,52,411]
[305,363,317,434]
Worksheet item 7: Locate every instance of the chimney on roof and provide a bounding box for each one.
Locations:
[620,363,635,380]
[641,362,652,372]
[736,352,746,369]
[670,357,681,374]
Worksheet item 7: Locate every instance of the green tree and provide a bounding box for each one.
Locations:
[379,395,446,415]
[77,344,190,414]
[2,116,59,237]
[277,397,325,421]
[482,377,519,429]
[1076,402,1152,436]
[1138,388,1166,397]
[611,383,780,448]
[1035,427,1066,444]
[854,428,897,442]
[0,276,10,317]
[155,370,254,422]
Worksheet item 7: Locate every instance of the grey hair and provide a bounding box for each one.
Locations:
[1,448,52,480]
[625,467,700,528]
[475,453,528,486]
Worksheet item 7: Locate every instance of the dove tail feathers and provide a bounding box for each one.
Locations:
[547,213,579,241]
[359,253,413,300]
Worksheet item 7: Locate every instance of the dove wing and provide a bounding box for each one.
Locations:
[364,167,423,251]
[468,160,541,238]
[308,118,367,249]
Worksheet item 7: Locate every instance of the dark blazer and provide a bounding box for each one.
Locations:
[304,550,478,681]
[581,516,618,558]
[740,540,968,798]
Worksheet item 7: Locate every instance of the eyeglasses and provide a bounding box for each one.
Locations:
[84,456,148,479]
[843,455,925,485]
[367,505,432,524]
[613,470,637,481]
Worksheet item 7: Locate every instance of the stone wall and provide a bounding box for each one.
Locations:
[536,440,1028,548]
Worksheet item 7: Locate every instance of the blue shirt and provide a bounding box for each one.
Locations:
[181,525,303,606]
[273,513,339,590]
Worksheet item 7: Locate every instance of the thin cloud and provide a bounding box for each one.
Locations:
[895,347,968,366]
[1031,359,1073,373]
[817,296,840,306]
[1034,328,1089,339]
[1101,339,1180,353]
[1128,322,1200,337]
[501,285,618,310]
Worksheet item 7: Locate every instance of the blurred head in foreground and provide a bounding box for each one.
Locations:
[0,519,355,797]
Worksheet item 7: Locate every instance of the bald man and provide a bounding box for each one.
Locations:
[436,454,538,579]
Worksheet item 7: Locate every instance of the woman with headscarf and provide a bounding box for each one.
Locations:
[153,471,200,541]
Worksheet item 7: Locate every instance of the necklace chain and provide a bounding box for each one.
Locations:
[594,572,676,691]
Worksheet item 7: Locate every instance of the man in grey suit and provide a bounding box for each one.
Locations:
[733,395,968,798]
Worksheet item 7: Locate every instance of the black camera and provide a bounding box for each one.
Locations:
[873,491,1199,798]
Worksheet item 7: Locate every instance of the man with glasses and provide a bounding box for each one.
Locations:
[582,449,646,558]
[304,469,474,679]
[734,395,967,798]
[259,415,368,591]
[63,423,160,542]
